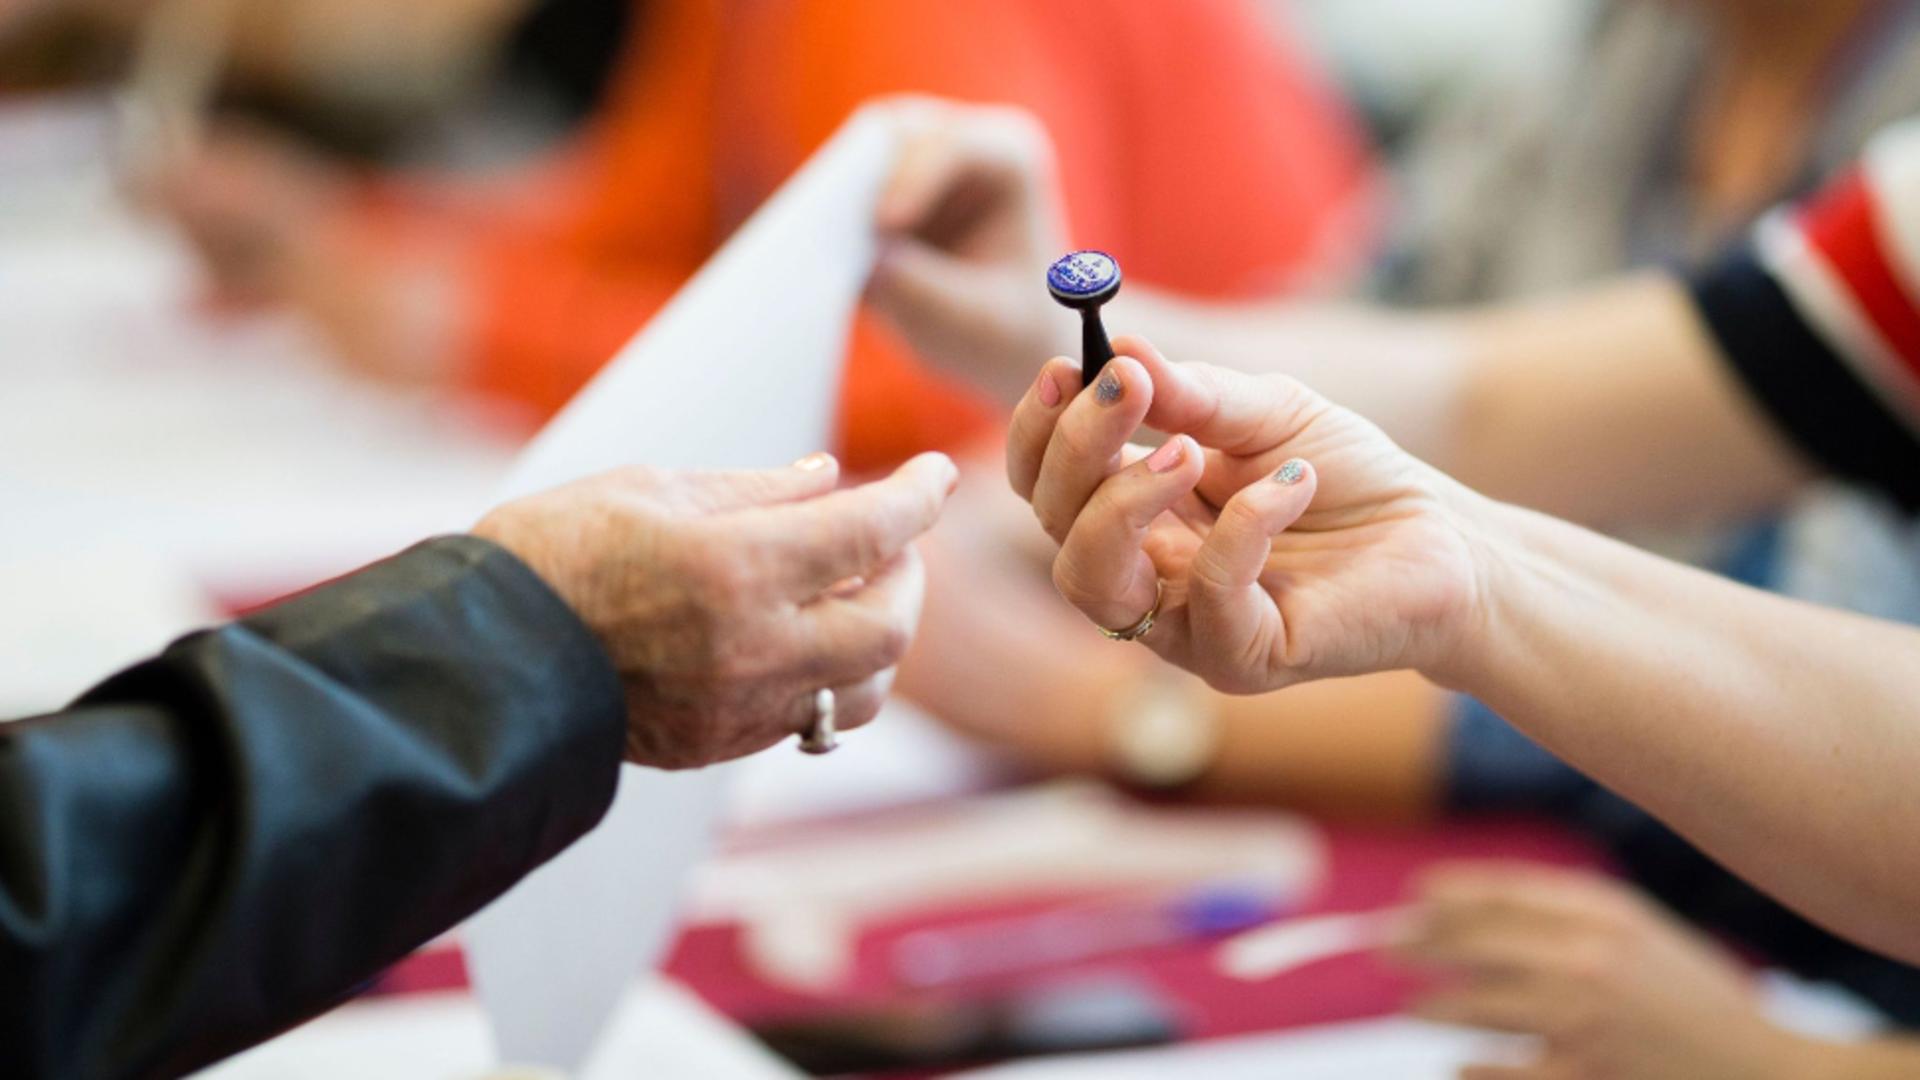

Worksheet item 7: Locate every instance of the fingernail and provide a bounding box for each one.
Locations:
[794,452,835,472]
[1036,367,1062,407]
[1145,436,1186,473]
[1274,458,1307,485]
[1094,367,1124,406]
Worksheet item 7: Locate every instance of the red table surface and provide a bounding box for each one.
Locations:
[374,814,1606,1045]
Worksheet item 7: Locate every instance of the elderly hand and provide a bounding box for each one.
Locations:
[1397,865,1809,1080]
[475,452,958,768]
[1005,334,1486,694]
[867,97,1075,405]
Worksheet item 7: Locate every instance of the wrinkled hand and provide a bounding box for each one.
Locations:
[1397,865,1804,1080]
[475,453,958,768]
[1006,334,1485,694]
[867,96,1074,404]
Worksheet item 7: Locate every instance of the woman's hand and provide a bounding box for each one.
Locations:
[476,452,958,768]
[1005,335,1488,694]
[867,97,1076,404]
[1398,865,1817,1080]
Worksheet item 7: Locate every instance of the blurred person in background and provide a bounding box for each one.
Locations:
[879,0,1920,837]
[857,5,1920,1076]
[989,113,1920,1059]
[140,0,1376,473]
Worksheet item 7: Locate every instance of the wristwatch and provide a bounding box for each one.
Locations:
[1106,674,1219,791]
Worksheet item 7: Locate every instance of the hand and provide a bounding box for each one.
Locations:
[1396,865,1808,1080]
[1006,334,1486,694]
[151,127,459,386]
[475,452,959,769]
[867,96,1075,404]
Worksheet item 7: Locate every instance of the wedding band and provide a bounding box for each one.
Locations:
[1096,579,1164,643]
[799,687,839,755]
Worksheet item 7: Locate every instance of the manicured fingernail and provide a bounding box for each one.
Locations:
[1145,436,1186,473]
[794,452,835,471]
[1274,458,1307,485]
[1094,367,1124,406]
[1036,367,1062,407]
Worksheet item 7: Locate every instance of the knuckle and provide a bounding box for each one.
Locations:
[875,619,913,667]
[1050,417,1103,465]
[1086,482,1145,534]
[1050,553,1101,607]
[1218,492,1270,533]
[1186,542,1239,594]
[845,522,886,576]
[1033,503,1075,543]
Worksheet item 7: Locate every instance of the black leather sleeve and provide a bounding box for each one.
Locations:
[0,536,627,1080]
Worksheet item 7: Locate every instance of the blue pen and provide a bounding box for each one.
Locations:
[890,884,1284,989]
[1047,250,1124,388]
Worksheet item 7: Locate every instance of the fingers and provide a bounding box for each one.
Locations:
[1416,865,1632,936]
[1051,436,1204,630]
[1185,458,1318,675]
[743,452,958,595]
[658,453,843,514]
[1029,355,1154,542]
[1410,981,1558,1036]
[1007,356,1083,499]
[867,238,978,319]
[833,668,896,734]
[787,548,927,687]
[875,97,1052,238]
[1118,335,1325,456]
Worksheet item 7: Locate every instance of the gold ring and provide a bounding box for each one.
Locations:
[1097,579,1164,642]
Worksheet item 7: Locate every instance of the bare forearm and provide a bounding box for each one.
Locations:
[1106,288,1467,462]
[1445,276,1811,523]
[1113,276,1810,524]
[1439,497,1920,962]
[1781,1034,1920,1080]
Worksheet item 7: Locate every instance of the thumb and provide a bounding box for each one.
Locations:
[868,239,1009,338]
[1186,458,1318,686]
[1117,335,1327,457]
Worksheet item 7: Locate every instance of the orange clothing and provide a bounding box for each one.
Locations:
[452,0,1374,471]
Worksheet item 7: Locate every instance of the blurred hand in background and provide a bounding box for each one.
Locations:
[869,97,1074,406]
[1398,865,1824,1080]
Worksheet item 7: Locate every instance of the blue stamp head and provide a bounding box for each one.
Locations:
[1047,250,1123,310]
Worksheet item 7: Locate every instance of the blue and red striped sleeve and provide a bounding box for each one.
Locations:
[1690,121,1920,511]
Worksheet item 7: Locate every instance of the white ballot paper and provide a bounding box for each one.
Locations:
[462,107,901,1072]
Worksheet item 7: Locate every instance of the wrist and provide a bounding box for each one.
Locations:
[471,509,591,630]
[1416,485,1553,696]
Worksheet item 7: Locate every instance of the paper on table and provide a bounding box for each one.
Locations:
[461,107,902,1072]
[1215,907,1414,982]
[952,1017,1536,1080]
[196,978,799,1080]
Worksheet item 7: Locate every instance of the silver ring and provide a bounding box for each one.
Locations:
[799,687,839,755]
